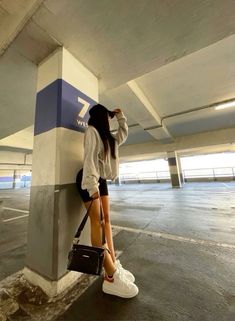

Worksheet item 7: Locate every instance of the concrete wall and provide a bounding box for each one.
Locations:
[0,151,32,170]
[120,127,235,160]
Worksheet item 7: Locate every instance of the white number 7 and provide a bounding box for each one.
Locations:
[78,97,90,118]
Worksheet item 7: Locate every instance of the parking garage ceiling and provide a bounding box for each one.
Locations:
[0,0,235,157]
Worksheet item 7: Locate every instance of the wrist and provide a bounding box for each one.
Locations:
[89,187,99,198]
[91,191,100,199]
[116,111,125,120]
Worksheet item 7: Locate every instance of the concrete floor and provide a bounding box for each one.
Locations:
[0,189,29,280]
[57,231,235,321]
[110,181,235,244]
[0,182,235,320]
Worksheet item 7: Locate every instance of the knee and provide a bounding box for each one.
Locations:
[90,217,102,228]
[104,218,111,225]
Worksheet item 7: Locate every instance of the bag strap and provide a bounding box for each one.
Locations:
[74,197,106,245]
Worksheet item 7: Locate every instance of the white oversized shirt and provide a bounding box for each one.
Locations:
[82,112,128,197]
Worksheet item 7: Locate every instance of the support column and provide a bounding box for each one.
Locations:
[176,155,184,184]
[12,170,21,189]
[24,47,98,297]
[12,170,16,189]
[0,200,3,234]
[167,151,182,188]
[115,176,121,186]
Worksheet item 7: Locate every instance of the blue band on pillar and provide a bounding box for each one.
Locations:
[34,79,97,136]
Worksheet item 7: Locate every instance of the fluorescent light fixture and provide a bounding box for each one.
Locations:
[215,100,235,110]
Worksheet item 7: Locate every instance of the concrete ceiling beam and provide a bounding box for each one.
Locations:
[127,80,173,141]
[0,0,45,57]
[120,143,235,163]
[120,127,235,161]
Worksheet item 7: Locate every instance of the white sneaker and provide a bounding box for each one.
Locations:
[115,259,135,283]
[102,269,139,298]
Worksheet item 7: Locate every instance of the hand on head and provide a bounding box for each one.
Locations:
[113,108,121,114]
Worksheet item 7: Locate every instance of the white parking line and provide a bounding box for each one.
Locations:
[3,214,29,222]
[222,183,230,188]
[113,225,235,249]
[3,207,29,214]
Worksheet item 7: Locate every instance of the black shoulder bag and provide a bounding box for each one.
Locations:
[67,198,106,275]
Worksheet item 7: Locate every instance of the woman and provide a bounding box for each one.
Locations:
[76,104,139,298]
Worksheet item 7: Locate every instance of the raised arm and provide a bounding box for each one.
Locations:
[112,110,128,146]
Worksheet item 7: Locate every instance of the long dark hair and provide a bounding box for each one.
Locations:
[88,104,116,159]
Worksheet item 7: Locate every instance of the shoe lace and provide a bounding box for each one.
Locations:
[117,260,131,277]
[115,269,133,289]
[116,261,127,278]
[119,277,133,289]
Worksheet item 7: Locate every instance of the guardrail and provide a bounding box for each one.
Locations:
[183,167,235,178]
[0,169,31,189]
[1,167,235,189]
[120,167,235,183]
[120,170,170,182]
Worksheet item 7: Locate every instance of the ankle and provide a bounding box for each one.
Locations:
[105,273,114,282]
[104,269,117,282]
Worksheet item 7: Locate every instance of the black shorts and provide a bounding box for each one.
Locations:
[76,168,109,203]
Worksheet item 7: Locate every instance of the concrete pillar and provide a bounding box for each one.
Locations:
[176,155,184,184]
[167,151,182,188]
[12,170,21,189]
[12,170,16,189]
[0,200,3,234]
[115,176,121,186]
[24,47,98,297]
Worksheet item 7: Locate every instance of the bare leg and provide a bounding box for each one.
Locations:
[100,195,116,262]
[84,198,116,276]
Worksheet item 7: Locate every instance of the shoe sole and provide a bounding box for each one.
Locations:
[102,285,139,298]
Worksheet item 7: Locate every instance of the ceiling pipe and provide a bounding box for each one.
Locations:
[161,97,235,124]
[136,97,235,131]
